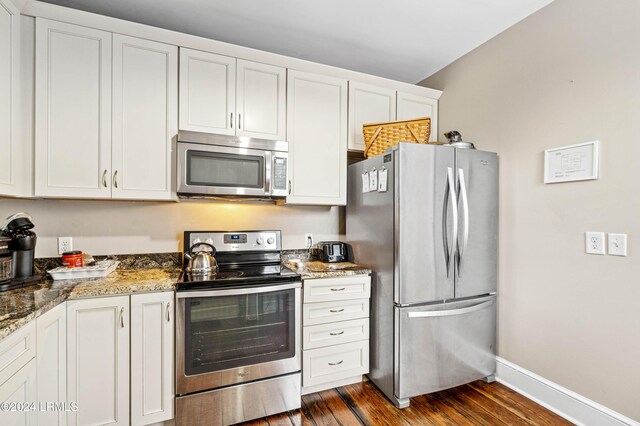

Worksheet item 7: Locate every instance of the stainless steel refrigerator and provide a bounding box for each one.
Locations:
[346,142,498,409]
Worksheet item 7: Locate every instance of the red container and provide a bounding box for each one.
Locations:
[62,251,83,268]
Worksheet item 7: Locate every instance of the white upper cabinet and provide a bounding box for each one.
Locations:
[0,0,22,197]
[112,34,177,200]
[287,70,347,205]
[179,49,286,140]
[35,18,112,198]
[396,91,439,141]
[236,59,286,140]
[35,19,179,200]
[348,82,396,151]
[179,48,236,135]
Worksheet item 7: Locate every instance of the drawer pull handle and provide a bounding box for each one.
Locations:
[330,288,346,291]
[328,360,344,366]
[329,308,344,313]
[329,331,345,336]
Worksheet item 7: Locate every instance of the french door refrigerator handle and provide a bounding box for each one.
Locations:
[407,300,493,318]
[442,167,458,277]
[457,168,470,277]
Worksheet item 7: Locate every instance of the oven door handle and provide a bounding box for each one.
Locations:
[176,281,302,298]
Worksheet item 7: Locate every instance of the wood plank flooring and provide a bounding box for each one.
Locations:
[239,380,573,425]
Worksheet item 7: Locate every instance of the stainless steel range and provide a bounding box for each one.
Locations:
[175,230,301,426]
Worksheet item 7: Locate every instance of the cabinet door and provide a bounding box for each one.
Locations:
[35,18,112,198]
[0,0,21,196]
[112,34,177,200]
[347,82,396,151]
[36,303,66,426]
[396,91,438,142]
[236,60,286,140]
[0,358,37,426]
[179,48,235,134]
[286,70,347,205]
[67,296,129,426]
[131,292,174,426]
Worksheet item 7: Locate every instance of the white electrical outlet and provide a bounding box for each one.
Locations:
[304,233,313,249]
[585,232,605,255]
[608,233,628,256]
[58,237,73,255]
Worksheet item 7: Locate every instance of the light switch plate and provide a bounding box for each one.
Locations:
[585,232,605,255]
[608,233,628,256]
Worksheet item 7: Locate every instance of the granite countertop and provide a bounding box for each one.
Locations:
[285,260,371,279]
[0,253,182,341]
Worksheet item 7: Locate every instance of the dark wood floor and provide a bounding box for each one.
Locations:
[240,380,573,425]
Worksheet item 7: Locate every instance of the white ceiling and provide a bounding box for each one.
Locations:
[38,0,554,83]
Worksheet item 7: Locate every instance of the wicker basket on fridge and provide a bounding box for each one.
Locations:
[362,117,431,158]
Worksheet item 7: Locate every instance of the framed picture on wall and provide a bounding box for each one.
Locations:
[544,140,599,184]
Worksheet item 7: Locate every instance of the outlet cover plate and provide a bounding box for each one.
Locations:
[585,232,605,255]
[58,237,73,255]
[608,233,628,256]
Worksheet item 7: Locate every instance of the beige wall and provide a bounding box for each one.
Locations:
[422,0,640,420]
[0,199,341,257]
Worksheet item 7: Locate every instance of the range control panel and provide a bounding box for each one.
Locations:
[186,231,281,253]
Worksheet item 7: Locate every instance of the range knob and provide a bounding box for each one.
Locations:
[193,238,201,244]
[256,237,264,245]
[205,238,214,245]
[267,237,275,245]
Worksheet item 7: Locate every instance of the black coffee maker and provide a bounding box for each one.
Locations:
[0,212,41,291]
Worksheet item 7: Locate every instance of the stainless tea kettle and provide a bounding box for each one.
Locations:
[185,242,218,278]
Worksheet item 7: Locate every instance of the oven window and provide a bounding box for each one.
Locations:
[187,151,264,188]
[184,289,295,375]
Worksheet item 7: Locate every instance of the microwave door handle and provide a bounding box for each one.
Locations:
[264,151,272,196]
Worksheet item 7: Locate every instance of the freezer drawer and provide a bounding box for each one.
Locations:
[395,295,496,400]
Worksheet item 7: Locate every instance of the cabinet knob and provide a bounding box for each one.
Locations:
[166,301,171,322]
[102,170,108,188]
[230,112,234,128]
[113,170,118,189]
[119,307,125,328]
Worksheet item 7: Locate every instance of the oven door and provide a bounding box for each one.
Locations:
[177,142,271,197]
[176,282,301,395]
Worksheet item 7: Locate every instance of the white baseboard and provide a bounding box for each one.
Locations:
[496,357,639,426]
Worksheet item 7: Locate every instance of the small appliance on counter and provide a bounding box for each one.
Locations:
[317,241,349,263]
[0,212,42,292]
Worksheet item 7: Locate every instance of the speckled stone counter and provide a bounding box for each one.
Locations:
[284,260,371,279]
[1,259,180,341]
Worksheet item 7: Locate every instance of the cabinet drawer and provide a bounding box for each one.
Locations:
[303,340,369,388]
[303,318,369,350]
[0,321,36,386]
[303,276,371,303]
[303,299,369,326]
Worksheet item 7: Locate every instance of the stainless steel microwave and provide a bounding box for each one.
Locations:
[177,131,288,200]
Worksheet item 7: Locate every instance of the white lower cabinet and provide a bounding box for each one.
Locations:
[66,292,174,426]
[36,302,67,426]
[0,358,37,426]
[301,275,371,395]
[0,321,37,426]
[67,296,130,426]
[131,292,174,426]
